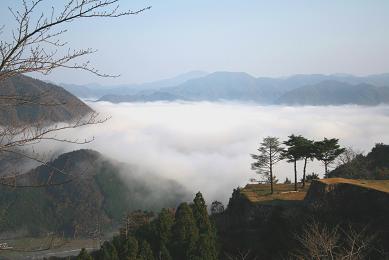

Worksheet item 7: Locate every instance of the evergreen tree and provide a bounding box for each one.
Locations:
[127,236,140,260]
[192,192,211,233]
[314,138,345,176]
[191,192,218,260]
[251,136,284,194]
[138,240,155,260]
[195,234,218,260]
[283,134,304,191]
[77,248,93,260]
[99,241,119,260]
[156,208,174,249]
[296,137,316,187]
[159,243,172,260]
[305,172,319,182]
[171,202,199,260]
[111,234,139,260]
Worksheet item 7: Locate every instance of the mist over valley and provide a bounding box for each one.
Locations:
[2,1,389,258]
[36,100,389,204]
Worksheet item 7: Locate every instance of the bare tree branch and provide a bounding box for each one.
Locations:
[0,0,151,81]
[0,0,146,189]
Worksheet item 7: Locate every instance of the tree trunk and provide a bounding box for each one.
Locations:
[324,161,328,177]
[270,146,273,194]
[302,157,307,188]
[294,159,297,191]
[270,163,273,194]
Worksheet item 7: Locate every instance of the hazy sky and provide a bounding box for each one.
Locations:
[1,0,389,84]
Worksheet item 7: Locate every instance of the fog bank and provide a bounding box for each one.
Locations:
[40,102,389,204]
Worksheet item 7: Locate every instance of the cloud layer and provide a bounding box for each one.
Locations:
[40,102,389,204]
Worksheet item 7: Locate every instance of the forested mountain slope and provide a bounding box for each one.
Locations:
[0,75,92,126]
[0,149,189,237]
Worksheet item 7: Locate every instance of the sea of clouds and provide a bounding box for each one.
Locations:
[38,101,389,204]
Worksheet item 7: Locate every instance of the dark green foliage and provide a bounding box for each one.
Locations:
[112,235,138,260]
[159,243,172,260]
[305,172,319,182]
[99,241,119,260]
[195,234,218,260]
[191,192,218,260]
[216,183,389,259]
[282,135,315,188]
[251,137,284,194]
[192,192,211,234]
[314,138,345,176]
[85,193,219,260]
[283,134,304,191]
[171,203,199,259]
[0,149,188,237]
[126,236,139,260]
[77,248,93,260]
[367,143,389,169]
[0,187,55,236]
[138,240,154,260]
[156,208,174,251]
[217,188,304,259]
[95,161,134,220]
[297,137,315,187]
[328,143,389,179]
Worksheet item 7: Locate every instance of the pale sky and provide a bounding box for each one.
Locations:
[1,0,389,85]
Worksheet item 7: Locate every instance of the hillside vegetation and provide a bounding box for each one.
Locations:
[0,149,189,237]
[328,143,389,179]
[215,177,389,259]
[0,75,92,126]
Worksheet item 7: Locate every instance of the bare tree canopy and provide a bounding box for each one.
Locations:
[0,0,151,81]
[0,0,150,187]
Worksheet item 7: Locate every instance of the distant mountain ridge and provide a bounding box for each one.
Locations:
[61,71,208,98]
[94,72,389,105]
[277,80,389,105]
[0,74,92,126]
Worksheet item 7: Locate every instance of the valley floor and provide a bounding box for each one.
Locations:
[0,237,100,260]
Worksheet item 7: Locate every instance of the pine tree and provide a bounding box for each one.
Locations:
[157,208,174,247]
[314,138,345,176]
[171,202,199,260]
[251,136,284,194]
[283,134,305,191]
[299,137,316,187]
[191,192,218,260]
[122,236,139,260]
[196,234,218,260]
[192,192,211,233]
[112,235,136,259]
[138,240,154,260]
